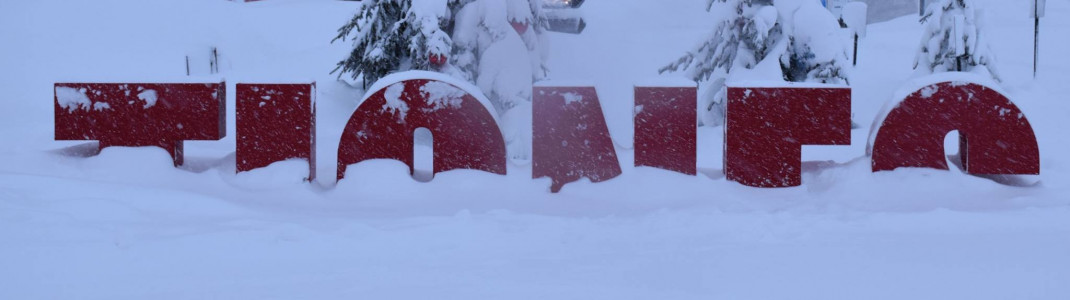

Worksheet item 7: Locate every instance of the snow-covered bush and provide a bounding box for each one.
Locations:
[450,0,549,160]
[451,0,548,113]
[661,0,851,127]
[781,2,851,85]
[331,0,461,88]
[914,0,1000,81]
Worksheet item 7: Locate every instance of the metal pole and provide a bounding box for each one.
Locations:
[853,34,859,66]
[1034,16,1039,78]
[920,0,926,16]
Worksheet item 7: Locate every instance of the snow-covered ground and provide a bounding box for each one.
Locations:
[1,0,1069,298]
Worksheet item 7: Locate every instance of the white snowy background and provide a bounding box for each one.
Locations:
[1,0,1069,299]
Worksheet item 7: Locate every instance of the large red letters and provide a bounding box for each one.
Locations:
[725,87,852,187]
[634,86,697,175]
[236,83,317,180]
[336,79,506,180]
[533,86,622,192]
[52,75,1041,191]
[54,82,226,166]
[871,82,1040,174]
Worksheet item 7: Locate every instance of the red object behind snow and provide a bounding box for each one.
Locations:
[510,21,529,35]
[429,53,447,67]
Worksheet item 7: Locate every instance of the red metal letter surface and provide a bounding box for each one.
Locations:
[725,87,851,187]
[871,82,1039,174]
[337,79,506,180]
[54,82,226,166]
[533,86,622,192]
[634,86,696,175]
[236,83,316,180]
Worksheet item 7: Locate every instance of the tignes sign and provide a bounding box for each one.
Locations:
[54,71,1040,193]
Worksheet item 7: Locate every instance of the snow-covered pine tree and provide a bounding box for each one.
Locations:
[914,0,1000,81]
[331,0,462,88]
[660,0,782,126]
[661,0,852,127]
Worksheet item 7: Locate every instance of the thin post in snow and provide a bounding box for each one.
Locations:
[210,47,219,74]
[1034,15,1039,78]
[185,56,190,76]
[919,0,926,17]
[853,34,859,66]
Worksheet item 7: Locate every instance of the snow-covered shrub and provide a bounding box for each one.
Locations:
[451,0,548,113]
[914,0,1000,81]
[661,0,851,127]
[450,0,549,160]
[332,0,461,88]
[781,2,851,85]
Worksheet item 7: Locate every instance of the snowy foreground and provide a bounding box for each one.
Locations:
[2,0,1070,299]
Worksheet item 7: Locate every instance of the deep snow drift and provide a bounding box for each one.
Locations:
[1,0,1069,299]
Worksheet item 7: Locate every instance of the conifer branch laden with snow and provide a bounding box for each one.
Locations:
[914,0,1000,81]
[331,0,464,88]
[660,0,781,82]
